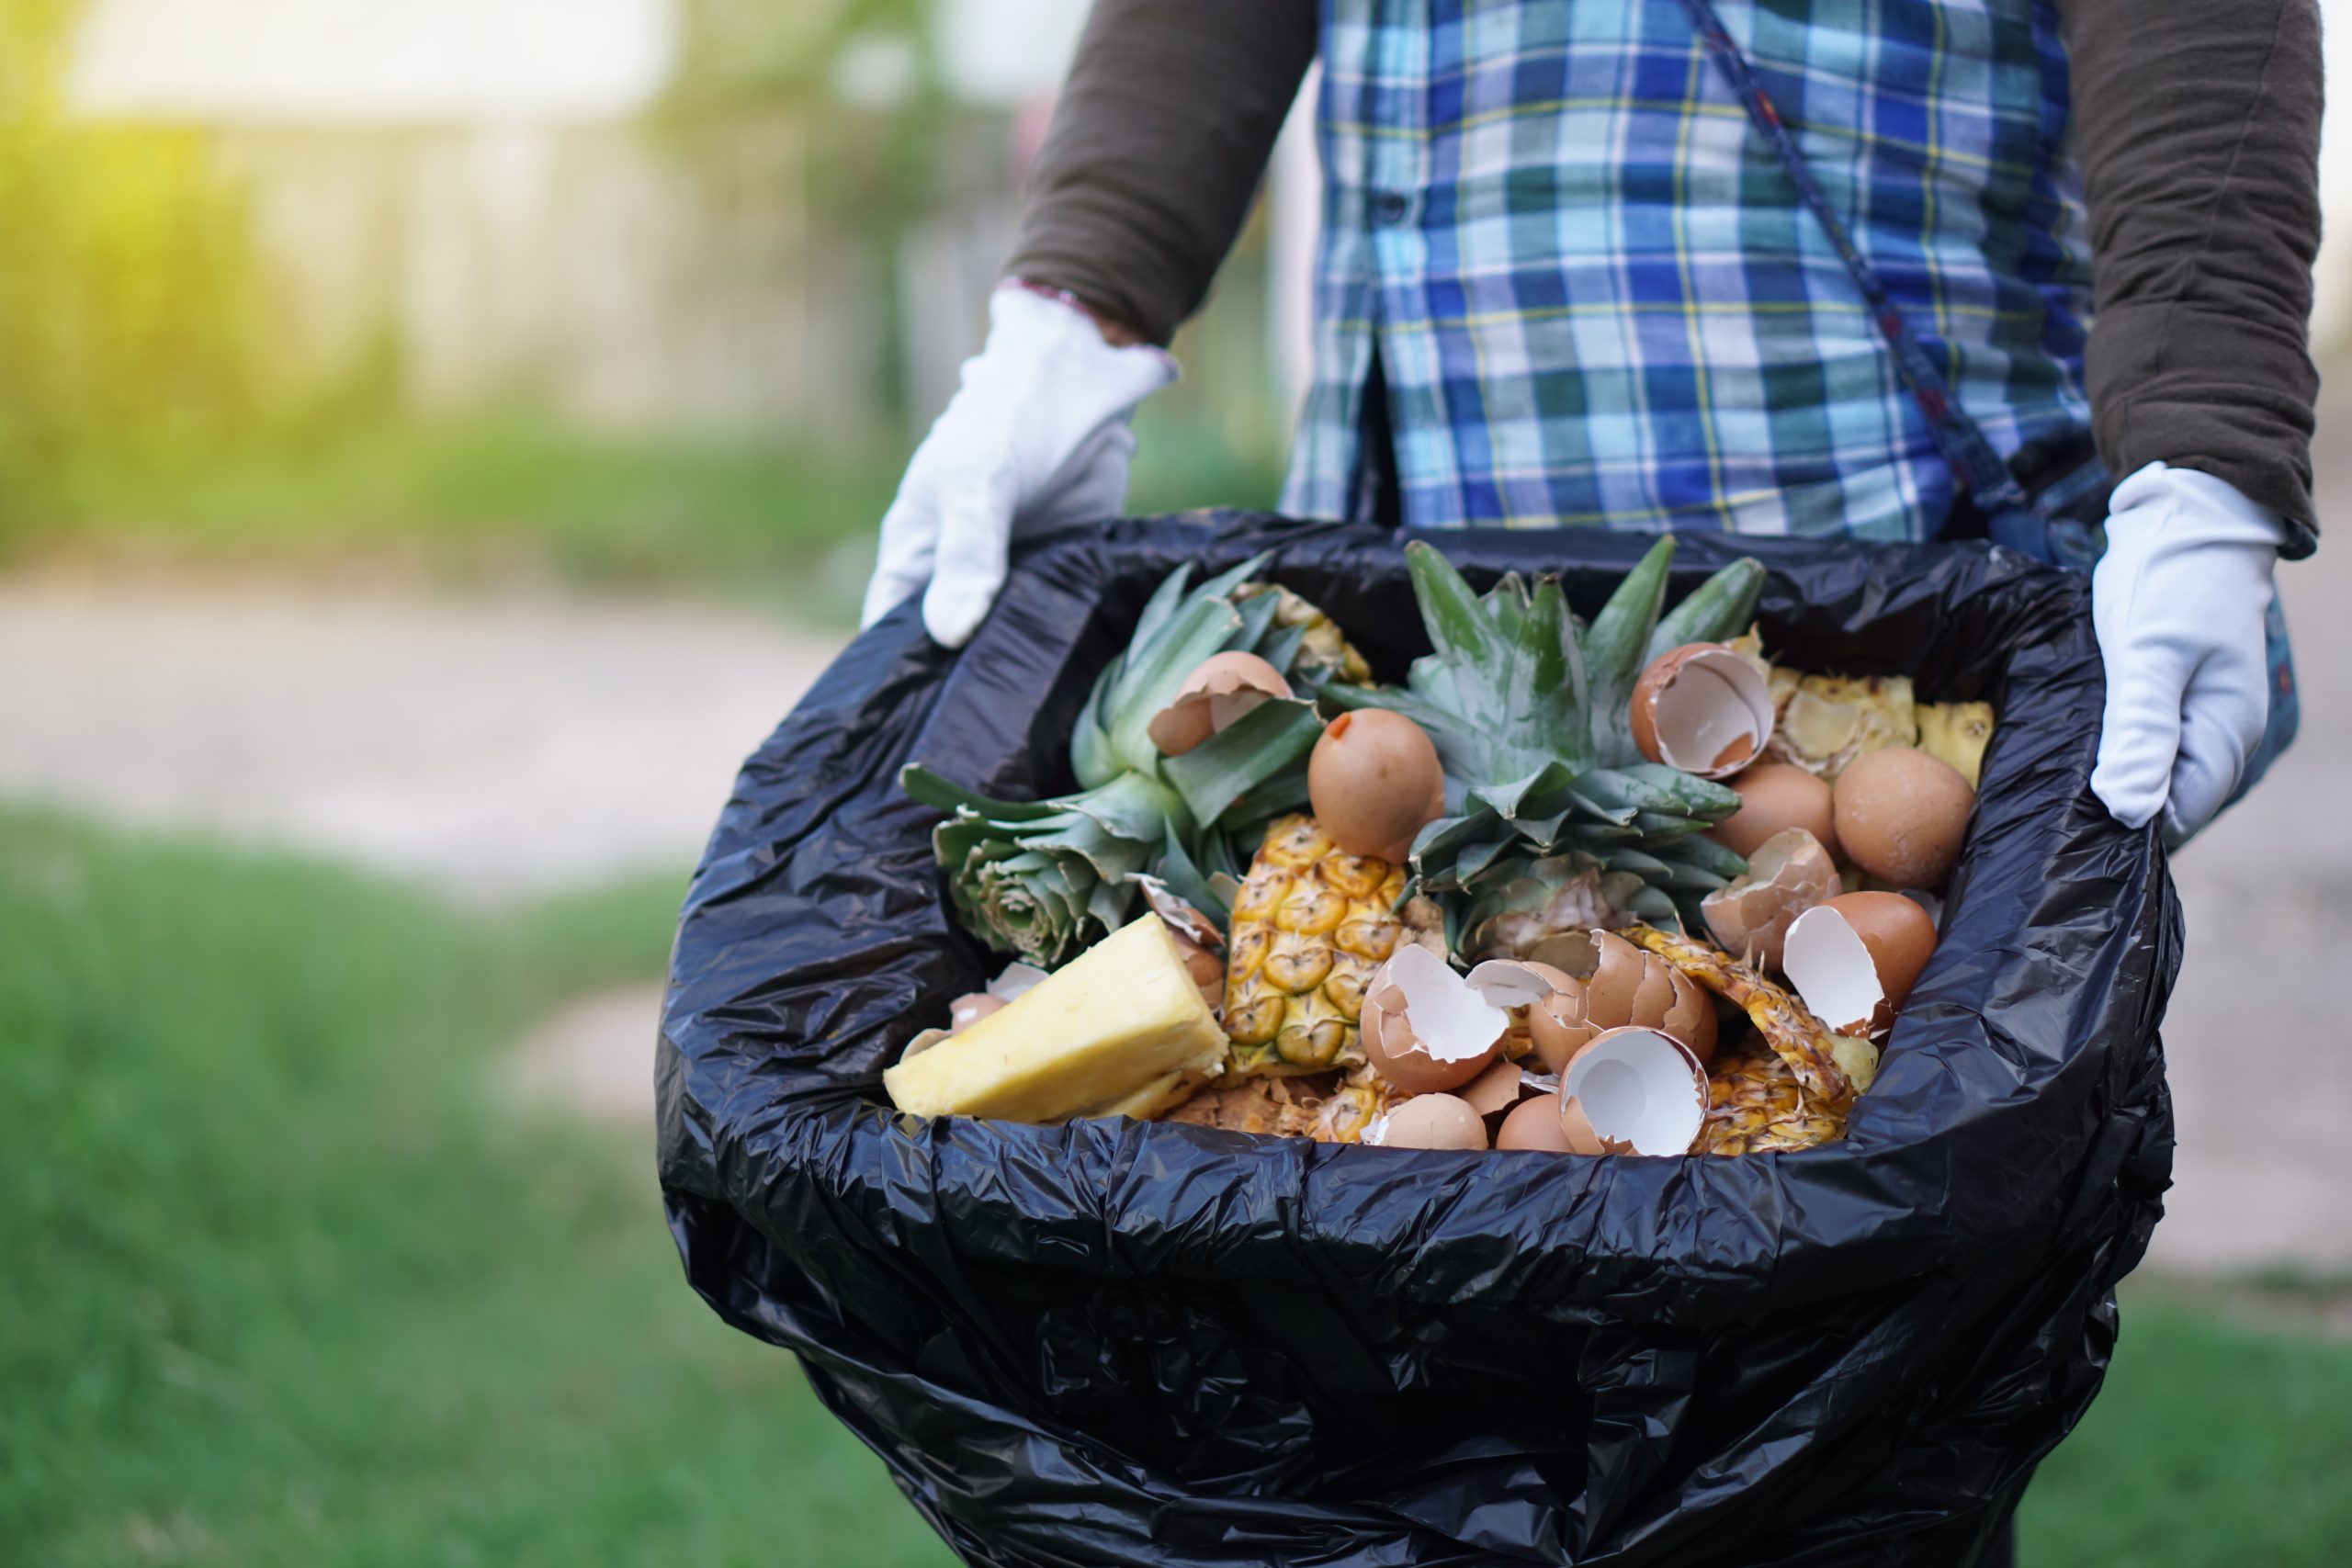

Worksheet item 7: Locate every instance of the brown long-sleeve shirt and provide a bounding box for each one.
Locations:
[1008,0,2322,546]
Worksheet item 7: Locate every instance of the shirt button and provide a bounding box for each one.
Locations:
[1371,191,1414,226]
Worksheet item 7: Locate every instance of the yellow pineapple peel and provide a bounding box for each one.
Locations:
[1624,925,1857,1111]
[1699,1047,1850,1154]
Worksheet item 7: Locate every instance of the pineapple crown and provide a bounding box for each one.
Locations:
[1325,537,1766,926]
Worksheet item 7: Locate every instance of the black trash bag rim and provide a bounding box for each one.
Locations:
[659,516,2174,1325]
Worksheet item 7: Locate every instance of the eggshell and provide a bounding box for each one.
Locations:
[1630,644,1778,779]
[1782,891,1939,1037]
[1460,1058,1539,1134]
[1308,710,1447,861]
[1700,827,1843,972]
[1147,651,1293,757]
[948,992,1006,1032]
[1369,1093,1490,1150]
[1659,969,1718,1064]
[1358,944,1508,1093]
[1629,957,1679,1032]
[1706,762,1841,861]
[1558,1097,1625,1156]
[1164,928,1227,1012]
[1496,1092,1576,1152]
[1557,1027,1709,1156]
[1584,931,1649,1026]
[1831,746,1974,889]
[1523,971,1599,1072]
[987,963,1050,1003]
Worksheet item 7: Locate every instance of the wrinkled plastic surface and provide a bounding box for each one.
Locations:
[659,517,2177,1567]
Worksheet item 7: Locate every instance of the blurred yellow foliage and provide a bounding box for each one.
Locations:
[0,0,260,522]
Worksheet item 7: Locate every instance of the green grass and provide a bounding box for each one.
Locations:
[2018,1288,2352,1565]
[5,808,2346,1566]
[11,404,1287,630]
[22,414,901,625]
[0,812,952,1567]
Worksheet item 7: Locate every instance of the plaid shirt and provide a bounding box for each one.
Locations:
[1282,0,2094,538]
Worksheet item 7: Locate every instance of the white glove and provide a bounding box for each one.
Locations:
[861,285,1178,648]
[2089,459,2284,846]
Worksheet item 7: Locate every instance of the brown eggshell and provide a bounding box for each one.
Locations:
[1584,931,1649,1027]
[1659,969,1718,1064]
[1308,710,1447,861]
[1374,1093,1490,1150]
[1526,976,1599,1072]
[1629,644,1778,778]
[1459,1058,1536,1128]
[1496,1092,1576,1152]
[1146,651,1293,757]
[1782,891,1939,1037]
[1629,956,1679,1029]
[948,992,1006,1032]
[1382,773,1453,862]
[1824,892,1938,1015]
[1559,1027,1710,1155]
[1699,827,1843,972]
[1358,957,1506,1094]
[1558,1097,1615,1155]
[1831,746,1974,890]
[1706,762,1841,861]
[1164,929,1227,1012]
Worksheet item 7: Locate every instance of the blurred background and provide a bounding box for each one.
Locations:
[3,1,2347,1562]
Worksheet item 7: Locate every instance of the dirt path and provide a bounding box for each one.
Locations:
[0,574,845,903]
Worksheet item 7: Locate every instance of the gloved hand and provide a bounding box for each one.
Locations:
[861,285,1178,648]
[2089,459,2285,847]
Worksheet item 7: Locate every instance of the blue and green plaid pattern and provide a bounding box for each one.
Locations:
[1282,0,2094,537]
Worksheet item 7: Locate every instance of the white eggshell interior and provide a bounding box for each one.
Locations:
[1559,1028,1706,1155]
[1463,959,1565,1010]
[1388,943,1510,1062]
[989,962,1051,1002]
[1655,652,1775,772]
[1781,906,1883,1033]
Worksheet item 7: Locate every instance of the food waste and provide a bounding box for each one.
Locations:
[890,541,1992,1157]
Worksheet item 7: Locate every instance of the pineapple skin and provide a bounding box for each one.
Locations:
[884,915,1227,1121]
[1700,1048,1847,1154]
[1234,583,1374,686]
[1221,815,1407,1076]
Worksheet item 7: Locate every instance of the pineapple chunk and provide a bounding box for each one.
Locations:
[884,915,1227,1122]
[1917,701,1995,789]
[1072,1068,1211,1122]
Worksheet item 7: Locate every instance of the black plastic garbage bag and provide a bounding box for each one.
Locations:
[658,517,2176,1567]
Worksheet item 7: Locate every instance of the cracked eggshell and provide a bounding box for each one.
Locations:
[1520,933,1718,1063]
[1359,943,1509,1093]
[1524,974,1599,1073]
[1630,644,1778,779]
[1832,746,1973,890]
[1584,931,1650,1025]
[1497,1092,1575,1152]
[987,963,1050,1003]
[1163,928,1227,1012]
[1308,710,1447,860]
[948,992,1007,1032]
[1782,891,1939,1038]
[1458,1056,1546,1137]
[1700,827,1843,972]
[1660,969,1718,1064]
[1557,1027,1709,1156]
[1366,1092,1489,1150]
[1146,651,1293,757]
[1706,762,1841,861]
